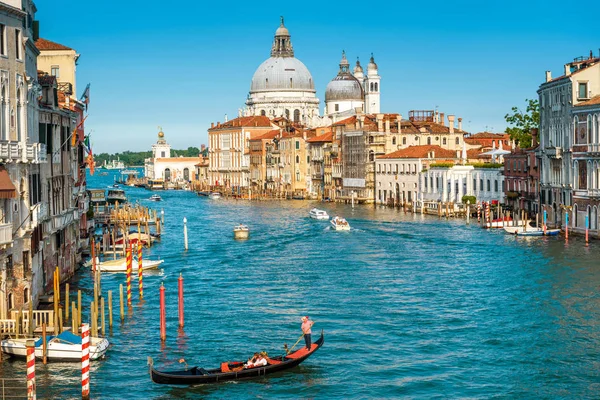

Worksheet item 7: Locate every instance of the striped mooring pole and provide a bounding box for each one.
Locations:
[485,202,490,225]
[137,241,144,299]
[126,244,132,306]
[585,214,589,245]
[82,323,90,399]
[477,203,481,222]
[26,339,36,400]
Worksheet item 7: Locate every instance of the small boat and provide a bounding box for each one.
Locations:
[1,331,109,361]
[107,188,127,204]
[233,224,249,240]
[309,208,329,220]
[516,228,560,237]
[149,194,163,202]
[330,216,350,231]
[209,192,222,199]
[503,221,536,234]
[485,217,525,229]
[148,331,324,385]
[86,257,164,272]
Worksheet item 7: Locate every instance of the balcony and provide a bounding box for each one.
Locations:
[29,202,49,229]
[545,147,562,159]
[33,143,47,163]
[0,222,12,246]
[0,140,21,162]
[51,209,78,232]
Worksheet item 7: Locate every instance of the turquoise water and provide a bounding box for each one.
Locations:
[2,170,600,398]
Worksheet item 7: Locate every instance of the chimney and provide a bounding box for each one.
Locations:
[211,122,214,128]
[448,115,455,134]
[358,115,365,129]
[397,115,402,134]
[545,71,552,82]
[355,118,360,130]
[435,111,439,123]
[376,114,384,132]
[238,108,242,118]
[564,63,571,76]
[385,119,390,133]
[224,114,228,123]
[531,128,539,146]
[431,150,435,159]
[440,113,445,126]
[458,118,462,131]
[201,144,206,151]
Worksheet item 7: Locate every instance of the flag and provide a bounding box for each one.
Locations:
[86,150,95,176]
[83,135,91,154]
[80,83,90,111]
[71,115,88,147]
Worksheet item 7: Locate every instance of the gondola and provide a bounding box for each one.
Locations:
[148,331,324,385]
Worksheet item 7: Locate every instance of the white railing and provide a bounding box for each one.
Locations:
[0,140,21,162]
[0,319,16,334]
[24,142,34,161]
[11,310,55,332]
[0,222,12,245]
[52,209,77,231]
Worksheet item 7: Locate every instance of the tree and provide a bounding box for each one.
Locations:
[504,98,539,148]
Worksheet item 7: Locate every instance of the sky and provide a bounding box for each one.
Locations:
[36,0,600,154]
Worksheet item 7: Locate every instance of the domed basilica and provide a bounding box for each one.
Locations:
[244,18,381,128]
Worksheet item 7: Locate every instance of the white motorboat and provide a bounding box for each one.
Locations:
[309,208,329,220]
[233,224,249,240]
[485,218,525,229]
[86,257,164,272]
[516,228,560,237]
[209,192,222,199]
[330,216,350,231]
[1,332,110,361]
[503,221,535,234]
[149,194,163,202]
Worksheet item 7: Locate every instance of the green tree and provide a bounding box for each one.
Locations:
[504,98,539,148]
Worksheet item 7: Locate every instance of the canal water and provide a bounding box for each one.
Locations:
[2,170,600,399]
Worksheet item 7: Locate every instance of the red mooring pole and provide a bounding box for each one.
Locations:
[159,282,166,341]
[178,273,184,328]
[26,339,36,400]
[81,323,90,400]
[137,241,143,300]
[126,244,132,306]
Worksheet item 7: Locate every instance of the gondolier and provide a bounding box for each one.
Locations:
[301,316,314,350]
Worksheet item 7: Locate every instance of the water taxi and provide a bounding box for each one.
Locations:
[233,224,249,239]
[309,208,329,220]
[1,331,109,361]
[149,194,163,202]
[209,192,222,200]
[330,216,350,231]
[107,188,127,204]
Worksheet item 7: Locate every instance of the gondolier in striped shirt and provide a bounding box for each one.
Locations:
[301,316,314,351]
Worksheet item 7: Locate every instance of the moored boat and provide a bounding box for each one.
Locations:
[503,221,535,234]
[1,332,109,361]
[86,257,164,272]
[209,192,222,199]
[233,224,249,240]
[309,208,329,220]
[330,216,350,231]
[148,331,324,385]
[516,228,560,237]
[107,188,127,204]
[485,217,525,229]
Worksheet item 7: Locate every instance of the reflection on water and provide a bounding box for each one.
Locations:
[1,171,600,398]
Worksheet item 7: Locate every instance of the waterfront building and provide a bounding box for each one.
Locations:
[307,129,334,200]
[208,116,275,190]
[464,132,513,151]
[278,127,312,198]
[144,129,202,185]
[248,129,280,195]
[537,51,600,226]
[35,37,79,98]
[570,95,600,233]
[503,130,540,215]
[398,111,467,151]
[376,145,457,206]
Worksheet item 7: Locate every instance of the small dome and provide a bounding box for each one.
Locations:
[275,25,289,36]
[354,58,363,74]
[325,74,364,102]
[158,131,164,138]
[368,54,378,71]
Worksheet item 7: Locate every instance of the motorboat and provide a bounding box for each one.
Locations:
[86,257,164,272]
[309,208,329,220]
[233,224,249,240]
[149,194,163,202]
[107,188,127,204]
[149,331,324,385]
[485,217,525,229]
[1,331,109,361]
[209,192,222,200]
[330,216,350,231]
[503,221,536,234]
[516,228,560,237]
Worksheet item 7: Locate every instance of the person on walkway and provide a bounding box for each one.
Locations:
[301,316,314,351]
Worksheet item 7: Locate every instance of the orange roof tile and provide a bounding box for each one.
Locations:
[253,129,281,140]
[378,145,457,159]
[35,38,72,51]
[575,95,600,107]
[307,131,334,143]
[210,116,272,130]
[155,157,203,162]
[467,132,510,139]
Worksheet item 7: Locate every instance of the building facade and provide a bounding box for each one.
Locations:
[503,143,540,216]
[144,129,201,184]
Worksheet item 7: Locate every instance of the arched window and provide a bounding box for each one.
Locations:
[369,136,374,144]
[260,110,266,116]
[23,287,29,304]
[0,85,5,140]
[295,155,300,163]
[183,168,190,181]
[455,137,459,145]
[587,114,593,143]
[369,151,374,162]
[8,292,13,310]
[374,82,378,92]
[402,137,406,145]
[293,109,300,123]
[427,137,431,145]
[285,109,290,119]
[370,82,373,92]
[16,88,22,141]
[164,168,171,182]
[290,78,293,88]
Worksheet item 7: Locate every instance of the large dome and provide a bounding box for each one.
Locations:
[250,57,315,92]
[325,75,363,101]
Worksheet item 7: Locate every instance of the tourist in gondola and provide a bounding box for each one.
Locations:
[254,353,268,367]
[244,353,259,368]
[301,316,314,350]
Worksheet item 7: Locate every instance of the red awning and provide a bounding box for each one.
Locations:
[0,166,16,199]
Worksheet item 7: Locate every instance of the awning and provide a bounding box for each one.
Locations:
[0,166,17,199]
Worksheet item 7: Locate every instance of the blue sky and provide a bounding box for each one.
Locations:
[36,0,599,154]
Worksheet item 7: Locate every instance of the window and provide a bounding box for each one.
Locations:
[374,82,378,92]
[494,180,498,192]
[487,179,491,191]
[0,24,5,56]
[23,287,29,304]
[260,110,266,116]
[473,178,476,189]
[295,141,299,150]
[402,137,406,145]
[427,137,431,145]
[443,138,447,145]
[392,137,396,145]
[161,151,165,157]
[480,179,483,190]
[51,66,59,78]
[23,250,29,273]
[285,109,290,119]
[295,155,299,163]
[335,104,339,112]
[15,29,21,59]
[293,109,300,123]
[455,137,459,145]
[578,82,588,99]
